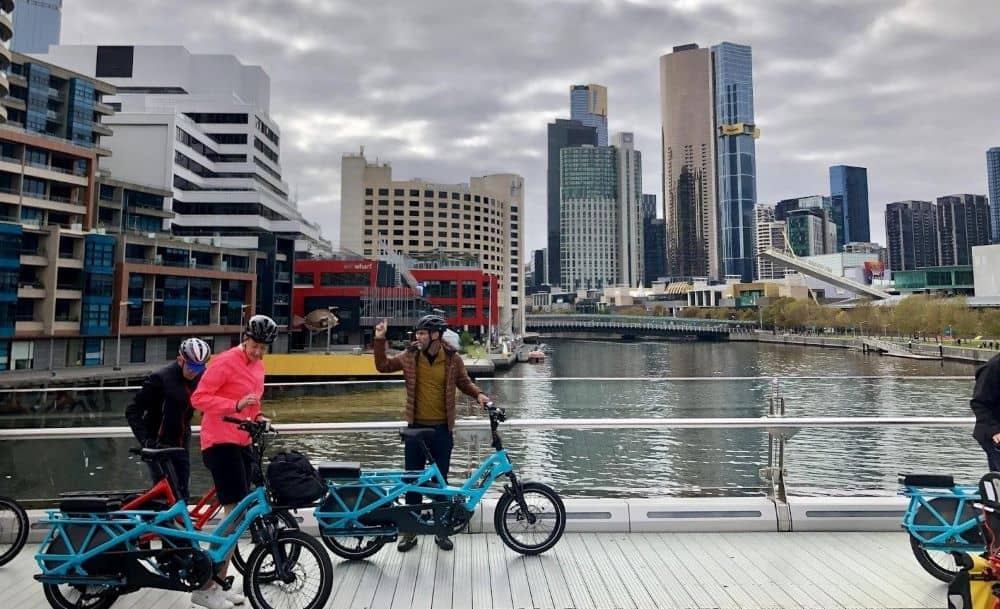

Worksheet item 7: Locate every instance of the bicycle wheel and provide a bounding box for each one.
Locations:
[494,482,566,555]
[0,495,29,566]
[232,509,299,575]
[244,530,333,609]
[908,534,963,582]
[42,583,120,609]
[321,531,387,560]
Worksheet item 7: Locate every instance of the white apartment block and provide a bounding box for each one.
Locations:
[340,151,525,335]
[33,45,331,257]
[755,204,787,280]
[613,132,643,288]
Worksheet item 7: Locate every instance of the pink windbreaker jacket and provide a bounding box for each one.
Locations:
[191,345,264,450]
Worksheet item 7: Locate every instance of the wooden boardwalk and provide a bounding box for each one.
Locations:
[2,532,944,609]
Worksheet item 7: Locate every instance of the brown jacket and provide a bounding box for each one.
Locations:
[374,337,483,431]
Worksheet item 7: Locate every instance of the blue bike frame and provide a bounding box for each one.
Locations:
[36,486,273,584]
[900,484,984,551]
[314,448,514,531]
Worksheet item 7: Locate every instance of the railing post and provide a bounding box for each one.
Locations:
[761,377,792,531]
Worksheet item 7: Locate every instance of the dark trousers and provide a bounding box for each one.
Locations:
[404,423,453,506]
[980,437,1000,472]
[147,449,191,502]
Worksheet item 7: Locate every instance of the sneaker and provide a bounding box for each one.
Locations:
[226,589,246,605]
[435,535,454,551]
[191,585,235,609]
[397,533,418,553]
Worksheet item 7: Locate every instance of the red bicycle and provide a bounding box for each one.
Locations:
[60,444,298,574]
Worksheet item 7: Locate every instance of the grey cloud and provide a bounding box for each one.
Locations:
[61,0,1000,251]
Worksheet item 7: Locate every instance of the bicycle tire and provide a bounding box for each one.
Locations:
[0,495,29,566]
[908,534,962,582]
[42,583,120,609]
[244,530,333,609]
[321,531,387,560]
[232,509,299,575]
[494,482,566,556]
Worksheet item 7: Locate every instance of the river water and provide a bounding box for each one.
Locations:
[0,339,986,500]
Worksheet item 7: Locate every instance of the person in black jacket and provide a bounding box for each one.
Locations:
[126,337,211,500]
[971,352,1000,471]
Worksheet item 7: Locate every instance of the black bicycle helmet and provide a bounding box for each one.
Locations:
[414,314,447,334]
[245,314,279,344]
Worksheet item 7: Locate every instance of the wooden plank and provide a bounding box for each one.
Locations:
[671,532,767,608]
[470,533,493,609]
[616,533,697,609]
[717,532,843,609]
[411,537,440,609]
[485,533,515,609]
[451,532,474,609]
[588,533,657,609]
[764,533,885,609]
[688,533,790,608]
[524,552,567,609]
[547,534,597,609]
[431,539,456,609]
[349,559,388,609]
[818,533,936,608]
[389,536,426,609]
[369,536,407,609]
[499,538,541,609]
[654,533,737,609]
[563,533,618,609]
[328,555,368,609]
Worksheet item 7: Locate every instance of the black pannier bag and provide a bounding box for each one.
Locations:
[266,450,326,507]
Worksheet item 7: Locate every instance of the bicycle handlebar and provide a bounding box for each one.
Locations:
[222,415,274,435]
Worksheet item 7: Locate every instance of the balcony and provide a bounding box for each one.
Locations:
[17,284,45,299]
[54,314,79,323]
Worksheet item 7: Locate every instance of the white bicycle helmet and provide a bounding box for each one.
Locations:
[179,337,211,372]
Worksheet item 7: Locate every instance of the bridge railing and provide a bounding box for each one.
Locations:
[0,376,977,503]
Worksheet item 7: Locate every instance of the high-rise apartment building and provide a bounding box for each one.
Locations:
[786,208,834,257]
[613,132,643,288]
[712,42,758,281]
[559,145,617,291]
[35,45,331,328]
[829,165,870,249]
[988,147,1000,243]
[660,44,718,280]
[936,194,990,266]
[570,84,608,147]
[546,118,596,288]
[754,204,787,280]
[339,152,524,334]
[11,0,58,54]
[885,200,938,272]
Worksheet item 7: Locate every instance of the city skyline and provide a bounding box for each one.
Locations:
[59,0,1000,253]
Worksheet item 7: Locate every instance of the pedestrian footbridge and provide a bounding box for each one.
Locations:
[526,314,741,339]
[759,248,891,300]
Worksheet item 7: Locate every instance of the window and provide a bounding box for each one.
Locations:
[378,188,389,196]
[130,338,146,363]
[394,189,404,196]
[294,272,314,285]
[320,272,369,287]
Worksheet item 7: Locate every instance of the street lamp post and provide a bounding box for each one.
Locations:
[114,300,129,371]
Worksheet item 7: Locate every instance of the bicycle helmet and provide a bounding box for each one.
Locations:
[178,337,211,373]
[414,314,447,335]
[245,314,279,344]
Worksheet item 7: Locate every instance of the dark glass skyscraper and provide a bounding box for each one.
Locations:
[712,42,758,281]
[641,194,666,286]
[547,119,597,287]
[570,84,608,147]
[988,147,1000,243]
[936,194,991,266]
[885,200,938,272]
[829,165,870,249]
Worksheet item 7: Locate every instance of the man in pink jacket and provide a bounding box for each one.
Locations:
[190,314,277,609]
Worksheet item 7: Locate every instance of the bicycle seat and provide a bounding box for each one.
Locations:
[899,473,955,488]
[59,497,122,513]
[138,447,188,462]
[400,428,435,444]
[318,462,361,480]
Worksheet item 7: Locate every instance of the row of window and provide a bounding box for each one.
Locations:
[254,137,279,163]
[176,127,248,163]
[174,151,253,180]
[255,117,279,146]
[172,200,289,221]
[185,113,248,124]
[365,187,498,205]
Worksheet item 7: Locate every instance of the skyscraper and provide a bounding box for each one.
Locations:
[660,44,718,280]
[712,42,758,281]
[570,84,608,147]
[988,147,1000,243]
[754,205,788,280]
[560,146,618,290]
[829,165,870,249]
[547,119,597,288]
[885,200,938,272]
[936,194,991,266]
[613,132,643,288]
[11,0,60,54]
[642,194,666,286]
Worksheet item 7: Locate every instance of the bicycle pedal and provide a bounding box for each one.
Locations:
[214,575,234,591]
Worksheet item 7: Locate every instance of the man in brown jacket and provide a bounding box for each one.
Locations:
[374,314,490,552]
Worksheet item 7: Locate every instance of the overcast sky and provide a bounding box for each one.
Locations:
[62,0,1000,251]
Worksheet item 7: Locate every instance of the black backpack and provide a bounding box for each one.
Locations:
[266,450,326,507]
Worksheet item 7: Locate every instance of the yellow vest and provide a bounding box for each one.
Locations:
[414,351,447,424]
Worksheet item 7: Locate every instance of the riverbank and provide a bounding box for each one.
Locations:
[731,330,995,364]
